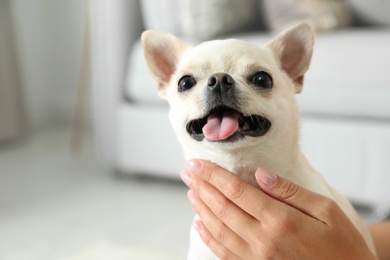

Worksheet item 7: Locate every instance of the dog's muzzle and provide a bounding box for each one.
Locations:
[186,73,271,142]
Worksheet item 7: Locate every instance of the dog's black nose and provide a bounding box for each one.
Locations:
[207,73,235,93]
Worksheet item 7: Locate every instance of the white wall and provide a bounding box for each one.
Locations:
[10,0,87,130]
[0,0,25,141]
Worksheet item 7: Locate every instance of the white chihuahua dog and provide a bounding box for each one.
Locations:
[141,23,375,259]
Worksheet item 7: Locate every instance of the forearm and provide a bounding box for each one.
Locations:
[368,221,390,260]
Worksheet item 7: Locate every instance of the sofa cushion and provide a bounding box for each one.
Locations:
[297,28,390,119]
[125,40,164,105]
[140,0,263,41]
[263,0,352,32]
[125,28,390,119]
[180,0,261,41]
[348,0,390,25]
[140,0,183,35]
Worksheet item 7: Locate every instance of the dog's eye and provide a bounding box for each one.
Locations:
[178,75,196,92]
[251,71,273,89]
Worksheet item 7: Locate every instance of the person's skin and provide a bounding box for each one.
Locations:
[368,221,390,260]
[180,159,379,260]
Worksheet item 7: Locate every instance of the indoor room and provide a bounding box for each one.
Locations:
[1,0,389,259]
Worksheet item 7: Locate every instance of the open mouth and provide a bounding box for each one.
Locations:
[186,106,271,142]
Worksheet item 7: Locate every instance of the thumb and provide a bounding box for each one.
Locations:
[255,167,332,221]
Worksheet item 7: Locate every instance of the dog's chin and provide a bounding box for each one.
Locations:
[186,106,272,142]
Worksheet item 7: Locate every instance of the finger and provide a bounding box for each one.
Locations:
[187,182,254,255]
[187,159,272,218]
[192,213,245,260]
[188,190,248,259]
[255,167,334,222]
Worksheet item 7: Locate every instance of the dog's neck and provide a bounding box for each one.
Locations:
[184,132,308,185]
[182,121,322,192]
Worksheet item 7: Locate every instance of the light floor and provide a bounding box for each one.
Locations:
[0,125,193,260]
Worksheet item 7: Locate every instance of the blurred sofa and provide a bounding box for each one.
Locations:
[90,0,390,214]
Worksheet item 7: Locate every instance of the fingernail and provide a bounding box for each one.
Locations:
[188,159,203,175]
[256,168,278,186]
[193,220,203,233]
[180,170,192,186]
[187,190,197,204]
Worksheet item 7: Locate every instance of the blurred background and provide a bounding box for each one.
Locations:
[0,0,389,259]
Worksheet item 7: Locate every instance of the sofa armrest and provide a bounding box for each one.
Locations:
[89,0,144,167]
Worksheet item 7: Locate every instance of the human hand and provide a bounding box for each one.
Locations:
[180,159,377,260]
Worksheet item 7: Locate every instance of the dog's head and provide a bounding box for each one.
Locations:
[142,23,314,162]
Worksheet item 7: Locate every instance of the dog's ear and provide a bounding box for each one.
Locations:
[142,30,190,98]
[266,23,314,94]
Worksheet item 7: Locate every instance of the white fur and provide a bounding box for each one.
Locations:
[142,23,376,259]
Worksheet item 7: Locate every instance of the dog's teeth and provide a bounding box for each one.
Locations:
[242,122,250,131]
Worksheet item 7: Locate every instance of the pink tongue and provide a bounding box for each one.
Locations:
[202,111,240,141]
